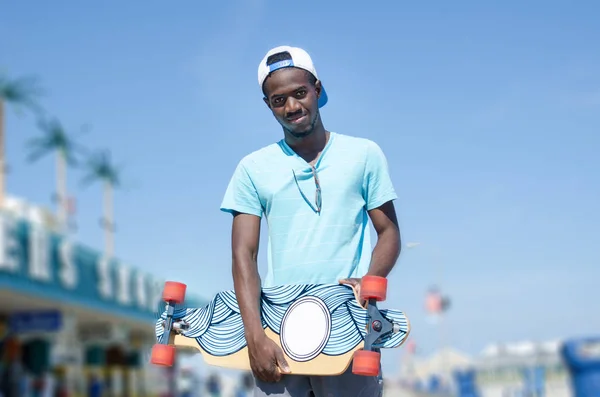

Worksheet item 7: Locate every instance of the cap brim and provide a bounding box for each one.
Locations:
[318,86,328,108]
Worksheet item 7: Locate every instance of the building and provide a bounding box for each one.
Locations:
[392,340,572,397]
[475,340,570,396]
[0,196,206,396]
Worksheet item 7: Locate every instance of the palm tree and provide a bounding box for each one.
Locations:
[26,116,85,231]
[0,73,43,208]
[81,149,121,258]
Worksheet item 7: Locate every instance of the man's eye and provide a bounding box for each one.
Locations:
[296,90,306,97]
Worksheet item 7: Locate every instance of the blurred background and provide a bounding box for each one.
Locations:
[1,1,599,396]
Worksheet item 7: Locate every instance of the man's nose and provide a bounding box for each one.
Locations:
[285,97,302,114]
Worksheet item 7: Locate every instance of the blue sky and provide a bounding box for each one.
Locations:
[2,1,599,376]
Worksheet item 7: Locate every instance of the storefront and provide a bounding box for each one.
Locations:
[0,204,205,397]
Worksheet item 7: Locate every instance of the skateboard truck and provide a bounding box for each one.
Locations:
[158,303,175,345]
[363,298,397,351]
[162,319,189,335]
[150,281,188,367]
[352,275,399,377]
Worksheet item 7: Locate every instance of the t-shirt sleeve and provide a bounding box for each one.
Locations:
[363,140,398,211]
[220,159,263,217]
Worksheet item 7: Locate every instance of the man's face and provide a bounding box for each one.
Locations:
[263,67,322,138]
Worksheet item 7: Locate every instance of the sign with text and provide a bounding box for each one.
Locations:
[9,310,62,334]
[0,211,166,323]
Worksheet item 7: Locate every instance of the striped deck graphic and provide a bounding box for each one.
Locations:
[155,283,409,360]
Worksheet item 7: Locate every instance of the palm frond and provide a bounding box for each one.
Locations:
[80,172,98,188]
[26,116,86,165]
[80,149,122,188]
[26,147,49,163]
[0,74,44,114]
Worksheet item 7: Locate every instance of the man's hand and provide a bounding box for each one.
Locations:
[339,277,367,308]
[247,333,291,383]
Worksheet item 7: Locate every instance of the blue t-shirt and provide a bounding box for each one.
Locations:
[220,132,397,287]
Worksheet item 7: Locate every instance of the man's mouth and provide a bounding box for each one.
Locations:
[287,114,307,124]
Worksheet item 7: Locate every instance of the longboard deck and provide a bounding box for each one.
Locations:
[155,283,410,376]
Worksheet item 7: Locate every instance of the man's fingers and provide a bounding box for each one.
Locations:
[261,366,278,383]
[276,349,291,374]
[270,368,281,383]
[339,278,367,308]
[356,284,369,308]
[339,278,362,296]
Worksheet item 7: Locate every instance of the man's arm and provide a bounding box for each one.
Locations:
[367,200,401,277]
[362,140,400,277]
[221,160,290,381]
[230,211,291,380]
[231,212,264,342]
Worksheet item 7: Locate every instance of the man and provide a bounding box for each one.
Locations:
[220,45,401,397]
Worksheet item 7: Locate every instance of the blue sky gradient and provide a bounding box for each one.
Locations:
[2,1,599,375]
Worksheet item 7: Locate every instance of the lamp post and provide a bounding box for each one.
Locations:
[423,246,451,386]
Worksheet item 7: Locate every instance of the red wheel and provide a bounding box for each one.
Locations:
[163,281,186,304]
[150,344,175,367]
[352,349,381,376]
[360,276,387,302]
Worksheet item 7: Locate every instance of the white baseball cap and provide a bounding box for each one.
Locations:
[257,45,328,108]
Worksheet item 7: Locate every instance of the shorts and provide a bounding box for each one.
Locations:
[252,363,383,397]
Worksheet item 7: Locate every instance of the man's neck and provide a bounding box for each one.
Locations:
[285,127,329,164]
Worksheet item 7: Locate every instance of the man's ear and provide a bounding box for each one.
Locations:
[315,80,322,99]
[263,96,271,109]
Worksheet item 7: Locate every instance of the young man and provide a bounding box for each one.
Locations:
[220,46,401,397]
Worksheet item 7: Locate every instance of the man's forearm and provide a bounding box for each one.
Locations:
[232,251,265,342]
[367,226,401,278]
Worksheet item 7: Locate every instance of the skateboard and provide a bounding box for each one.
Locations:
[150,276,411,377]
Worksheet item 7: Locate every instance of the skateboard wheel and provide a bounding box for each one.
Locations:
[352,350,381,376]
[150,344,175,367]
[360,276,387,302]
[163,281,186,304]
